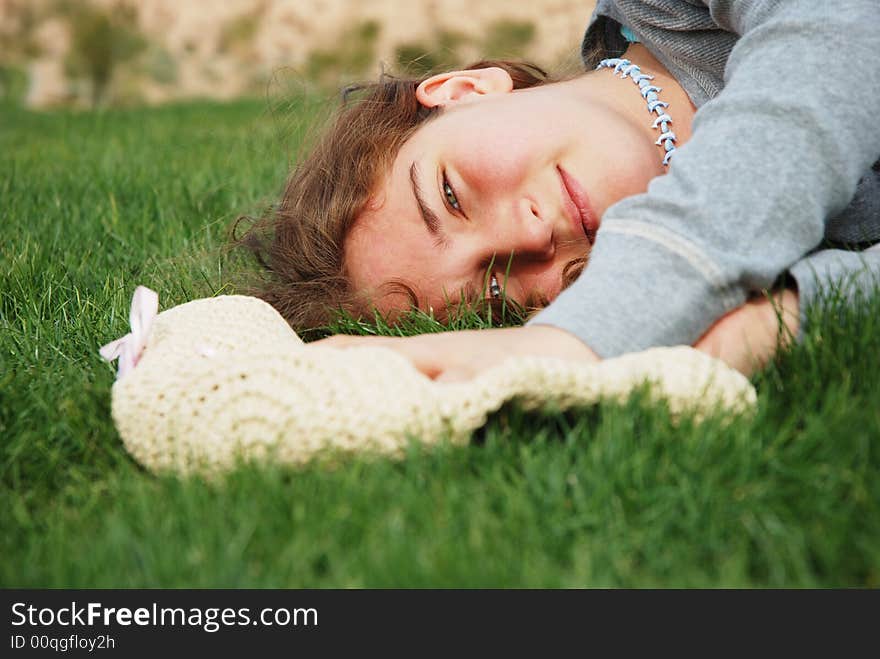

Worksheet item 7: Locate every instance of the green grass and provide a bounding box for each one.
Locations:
[2,98,879,588]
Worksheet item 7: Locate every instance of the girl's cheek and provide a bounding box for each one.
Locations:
[458,130,537,193]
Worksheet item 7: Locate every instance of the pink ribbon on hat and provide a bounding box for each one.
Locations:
[99,286,159,380]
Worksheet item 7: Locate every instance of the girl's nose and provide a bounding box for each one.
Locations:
[484,197,555,262]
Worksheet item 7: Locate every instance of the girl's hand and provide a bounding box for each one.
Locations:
[311,325,600,382]
[694,287,800,376]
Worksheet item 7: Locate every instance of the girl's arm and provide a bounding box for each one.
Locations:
[694,287,799,376]
[313,246,879,382]
[527,0,880,357]
[695,246,880,375]
[788,246,880,341]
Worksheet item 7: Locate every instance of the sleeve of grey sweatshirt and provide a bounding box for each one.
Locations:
[788,245,880,341]
[526,0,880,357]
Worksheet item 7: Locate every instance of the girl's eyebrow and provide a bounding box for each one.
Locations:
[409,161,450,250]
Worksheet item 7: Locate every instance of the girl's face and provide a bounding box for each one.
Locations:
[344,63,671,318]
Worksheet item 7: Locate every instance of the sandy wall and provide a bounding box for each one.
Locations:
[1,0,597,106]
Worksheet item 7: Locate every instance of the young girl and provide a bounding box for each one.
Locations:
[240,0,880,381]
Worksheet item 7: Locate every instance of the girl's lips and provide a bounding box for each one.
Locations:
[557,165,599,243]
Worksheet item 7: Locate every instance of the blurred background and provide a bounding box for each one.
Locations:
[0,0,598,108]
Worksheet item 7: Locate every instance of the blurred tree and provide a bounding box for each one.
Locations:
[305,20,381,88]
[394,29,468,77]
[482,19,536,59]
[394,43,441,77]
[62,1,146,106]
[0,66,29,106]
[218,7,264,61]
[0,0,43,60]
[0,0,43,105]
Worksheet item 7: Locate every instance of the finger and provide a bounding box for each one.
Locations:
[312,334,383,348]
[309,335,349,347]
[434,367,476,383]
[380,341,449,379]
[693,340,722,359]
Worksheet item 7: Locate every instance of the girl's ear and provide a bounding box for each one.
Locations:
[415,67,514,109]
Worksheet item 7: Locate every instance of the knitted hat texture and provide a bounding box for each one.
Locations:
[109,295,757,475]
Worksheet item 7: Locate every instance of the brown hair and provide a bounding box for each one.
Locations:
[234,59,588,332]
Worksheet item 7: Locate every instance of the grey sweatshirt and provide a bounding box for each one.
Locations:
[527,0,880,355]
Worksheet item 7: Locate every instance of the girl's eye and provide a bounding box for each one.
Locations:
[488,274,502,300]
[443,177,461,212]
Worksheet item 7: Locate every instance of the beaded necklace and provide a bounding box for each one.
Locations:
[596,58,677,166]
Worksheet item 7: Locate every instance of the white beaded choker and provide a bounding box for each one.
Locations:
[596,58,677,166]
